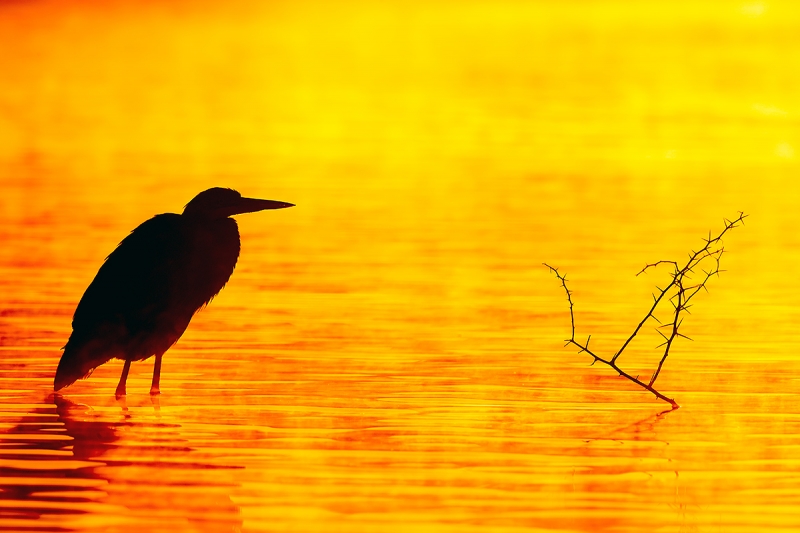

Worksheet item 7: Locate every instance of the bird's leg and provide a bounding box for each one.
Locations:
[115,360,131,399]
[150,353,163,395]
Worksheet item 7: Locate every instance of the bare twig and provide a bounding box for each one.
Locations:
[544,212,746,408]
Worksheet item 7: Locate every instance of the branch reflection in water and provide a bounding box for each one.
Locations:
[0,395,243,532]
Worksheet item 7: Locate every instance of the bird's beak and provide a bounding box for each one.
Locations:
[232,197,295,215]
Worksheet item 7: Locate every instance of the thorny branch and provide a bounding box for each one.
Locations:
[544,212,747,409]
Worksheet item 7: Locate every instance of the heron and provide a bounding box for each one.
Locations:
[53,187,294,397]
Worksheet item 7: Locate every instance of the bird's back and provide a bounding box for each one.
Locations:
[54,213,241,390]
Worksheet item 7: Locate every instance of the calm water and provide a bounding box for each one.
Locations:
[2,1,800,531]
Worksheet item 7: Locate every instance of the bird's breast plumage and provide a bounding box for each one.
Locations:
[182,216,241,310]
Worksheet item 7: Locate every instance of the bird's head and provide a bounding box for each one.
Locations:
[183,188,294,219]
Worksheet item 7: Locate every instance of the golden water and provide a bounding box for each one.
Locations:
[2,0,800,531]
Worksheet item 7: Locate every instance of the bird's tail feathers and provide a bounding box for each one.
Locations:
[54,336,117,391]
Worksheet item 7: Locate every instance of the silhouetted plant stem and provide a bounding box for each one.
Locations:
[544,212,747,409]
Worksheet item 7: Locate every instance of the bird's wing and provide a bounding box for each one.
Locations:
[71,213,191,335]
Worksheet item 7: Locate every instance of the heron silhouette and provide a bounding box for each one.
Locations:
[54,187,294,397]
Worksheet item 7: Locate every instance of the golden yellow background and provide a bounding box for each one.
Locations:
[1,1,799,531]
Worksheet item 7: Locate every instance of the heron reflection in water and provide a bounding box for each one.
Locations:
[54,187,294,397]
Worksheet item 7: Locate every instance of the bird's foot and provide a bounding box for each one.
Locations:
[115,387,126,400]
[150,393,161,413]
[150,386,160,396]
